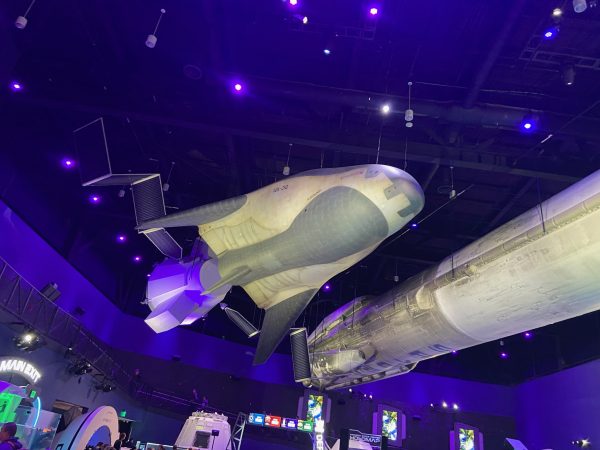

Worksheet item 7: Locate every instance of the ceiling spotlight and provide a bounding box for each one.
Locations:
[552,7,563,17]
[232,82,244,94]
[14,330,44,352]
[524,331,533,339]
[61,158,75,169]
[322,283,332,292]
[441,401,448,409]
[369,7,379,15]
[369,394,373,399]
[453,403,459,411]
[500,351,509,359]
[133,255,142,263]
[349,388,352,393]
[381,104,391,115]
[410,223,418,229]
[452,350,458,355]
[10,81,23,92]
[289,0,298,5]
[323,48,331,55]
[88,194,101,204]
[302,16,308,24]
[543,26,559,39]
[116,234,127,243]
[563,65,576,86]
[573,0,587,13]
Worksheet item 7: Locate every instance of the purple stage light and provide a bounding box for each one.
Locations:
[520,115,536,132]
[302,16,308,24]
[411,223,418,228]
[117,234,127,243]
[524,331,533,339]
[451,350,458,355]
[543,27,558,39]
[369,7,379,15]
[62,158,75,169]
[500,351,509,359]
[322,283,332,292]
[10,81,23,92]
[323,48,331,55]
[133,255,142,263]
[89,194,101,204]
[289,0,298,5]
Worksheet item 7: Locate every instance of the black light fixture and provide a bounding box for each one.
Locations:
[95,380,115,392]
[13,330,45,352]
[69,360,93,376]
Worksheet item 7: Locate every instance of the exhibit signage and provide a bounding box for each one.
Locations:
[0,358,42,383]
[314,419,325,450]
[349,430,383,445]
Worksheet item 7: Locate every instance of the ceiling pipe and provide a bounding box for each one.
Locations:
[463,0,528,109]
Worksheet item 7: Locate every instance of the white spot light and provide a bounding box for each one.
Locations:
[381,104,391,115]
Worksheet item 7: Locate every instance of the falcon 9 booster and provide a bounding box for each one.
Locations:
[308,169,600,390]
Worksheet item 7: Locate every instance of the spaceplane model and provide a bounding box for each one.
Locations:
[307,168,600,389]
[137,164,424,364]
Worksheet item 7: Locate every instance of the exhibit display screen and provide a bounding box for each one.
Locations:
[382,409,398,442]
[297,420,314,432]
[307,394,324,421]
[281,418,298,430]
[458,427,475,450]
[248,413,265,426]
[264,415,281,428]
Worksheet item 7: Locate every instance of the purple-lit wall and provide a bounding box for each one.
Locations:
[516,360,600,449]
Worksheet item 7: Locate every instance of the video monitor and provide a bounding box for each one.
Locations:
[382,409,398,442]
[281,418,298,430]
[452,423,482,450]
[307,394,324,421]
[297,420,314,433]
[248,413,265,426]
[264,415,282,428]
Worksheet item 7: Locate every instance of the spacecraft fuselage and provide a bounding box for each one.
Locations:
[308,169,600,390]
[140,164,424,364]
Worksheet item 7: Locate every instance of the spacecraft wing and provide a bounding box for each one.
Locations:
[253,288,318,365]
[136,195,247,230]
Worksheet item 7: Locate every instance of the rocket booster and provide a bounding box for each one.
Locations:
[308,169,600,390]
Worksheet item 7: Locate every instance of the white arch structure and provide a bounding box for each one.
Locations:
[53,406,119,450]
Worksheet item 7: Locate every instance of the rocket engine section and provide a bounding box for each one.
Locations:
[144,247,231,333]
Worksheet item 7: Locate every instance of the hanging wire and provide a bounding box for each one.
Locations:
[286,143,292,166]
[375,123,383,164]
[380,184,475,250]
[153,9,166,35]
[403,137,408,171]
[536,178,547,234]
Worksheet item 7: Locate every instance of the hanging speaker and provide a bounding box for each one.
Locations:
[221,305,260,338]
[290,328,311,383]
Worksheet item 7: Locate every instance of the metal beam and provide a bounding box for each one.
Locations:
[21,98,582,183]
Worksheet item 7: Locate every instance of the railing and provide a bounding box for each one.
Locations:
[0,257,242,423]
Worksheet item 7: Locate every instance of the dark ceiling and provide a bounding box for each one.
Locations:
[1,0,600,386]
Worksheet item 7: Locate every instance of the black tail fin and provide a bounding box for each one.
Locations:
[253,289,317,365]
